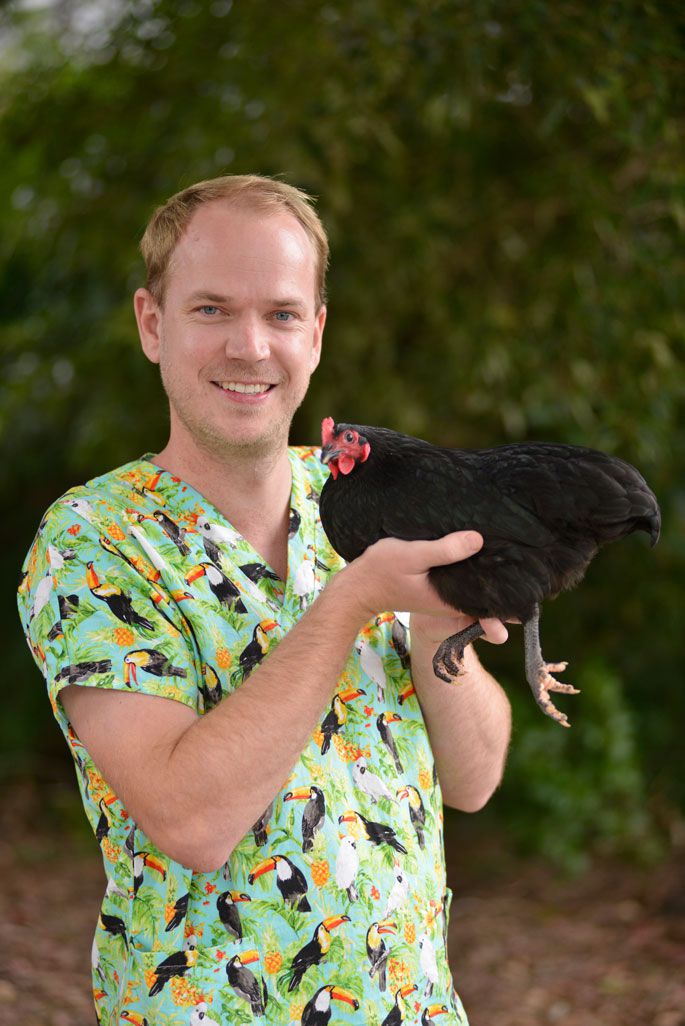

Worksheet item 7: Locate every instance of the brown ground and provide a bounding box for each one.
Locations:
[1,778,683,1026]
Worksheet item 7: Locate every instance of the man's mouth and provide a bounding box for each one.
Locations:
[213,381,276,395]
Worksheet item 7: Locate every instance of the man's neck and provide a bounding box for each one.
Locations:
[151,435,293,577]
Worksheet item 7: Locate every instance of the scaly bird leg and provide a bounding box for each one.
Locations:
[432,622,485,682]
[523,605,580,727]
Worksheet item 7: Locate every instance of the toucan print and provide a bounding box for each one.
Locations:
[120,1011,148,1026]
[123,648,187,686]
[217,890,250,941]
[226,950,268,1015]
[376,712,404,774]
[421,1004,450,1024]
[288,507,301,538]
[95,794,117,842]
[54,659,112,686]
[152,510,193,555]
[99,912,128,950]
[284,785,325,852]
[385,610,410,670]
[382,984,418,1026]
[147,948,197,996]
[133,850,168,894]
[319,686,366,755]
[251,798,275,846]
[165,893,189,932]
[285,915,350,991]
[98,532,160,584]
[338,810,408,854]
[366,919,397,991]
[185,561,247,613]
[240,561,281,585]
[86,562,153,629]
[397,784,427,849]
[199,662,223,709]
[302,985,359,1025]
[248,853,311,911]
[232,619,279,684]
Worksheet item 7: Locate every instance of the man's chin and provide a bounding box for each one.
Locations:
[185,418,291,462]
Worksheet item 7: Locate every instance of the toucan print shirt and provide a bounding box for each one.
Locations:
[17,447,468,1025]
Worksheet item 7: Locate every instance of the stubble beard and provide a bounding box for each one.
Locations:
[158,355,309,464]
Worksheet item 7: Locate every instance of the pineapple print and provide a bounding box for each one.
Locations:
[216,646,231,669]
[264,950,282,975]
[113,626,135,647]
[170,975,205,1006]
[310,859,330,887]
[263,928,283,974]
[417,750,433,792]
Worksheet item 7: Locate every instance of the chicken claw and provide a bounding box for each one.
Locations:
[524,609,580,726]
[530,665,581,727]
[432,622,485,682]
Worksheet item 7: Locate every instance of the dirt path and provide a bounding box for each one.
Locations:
[1,780,683,1025]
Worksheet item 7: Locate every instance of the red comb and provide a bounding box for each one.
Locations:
[321,417,336,445]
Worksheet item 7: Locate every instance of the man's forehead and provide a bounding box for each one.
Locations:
[168,201,316,296]
[180,201,312,261]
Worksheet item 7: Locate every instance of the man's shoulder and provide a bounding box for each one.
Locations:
[23,457,154,562]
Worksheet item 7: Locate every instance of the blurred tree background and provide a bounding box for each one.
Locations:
[2,0,683,870]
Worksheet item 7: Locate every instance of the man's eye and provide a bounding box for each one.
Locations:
[273,311,294,322]
[199,305,220,315]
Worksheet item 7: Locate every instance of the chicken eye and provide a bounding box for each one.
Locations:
[344,431,355,443]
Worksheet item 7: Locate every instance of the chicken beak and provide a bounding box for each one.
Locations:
[320,443,341,466]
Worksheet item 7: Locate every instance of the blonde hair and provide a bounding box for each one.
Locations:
[140,174,329,308]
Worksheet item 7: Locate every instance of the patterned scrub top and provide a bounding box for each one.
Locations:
[17,447,468,1026]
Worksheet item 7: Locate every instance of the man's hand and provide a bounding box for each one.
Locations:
[337,529,509,644]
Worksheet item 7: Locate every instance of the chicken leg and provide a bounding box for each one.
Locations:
[431,605,580,727]
[432,622,485,681]
[523,605,579,727]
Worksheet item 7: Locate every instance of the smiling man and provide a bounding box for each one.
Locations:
[17,175,511,1024]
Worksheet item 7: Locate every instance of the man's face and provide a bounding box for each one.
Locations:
[135,201,326,461]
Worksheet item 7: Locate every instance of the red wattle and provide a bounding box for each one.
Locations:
[338,455,356,475]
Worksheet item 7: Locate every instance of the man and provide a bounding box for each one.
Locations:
[18,175,511,1024]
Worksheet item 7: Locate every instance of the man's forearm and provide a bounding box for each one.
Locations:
[162,569,370,870]
[410,630,512,812]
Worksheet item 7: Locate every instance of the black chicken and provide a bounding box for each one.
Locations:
[319,419,660,726]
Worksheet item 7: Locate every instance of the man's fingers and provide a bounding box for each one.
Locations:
[479,617,508,645]
[410,531,483,568]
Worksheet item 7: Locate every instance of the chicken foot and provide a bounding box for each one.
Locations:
[524,605,579,727]
[432,622,485,682]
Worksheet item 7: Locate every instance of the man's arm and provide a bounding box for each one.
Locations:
[408,616,512,811]
[62,531,486,873]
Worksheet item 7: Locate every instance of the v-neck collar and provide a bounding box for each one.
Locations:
[132,449,321,620]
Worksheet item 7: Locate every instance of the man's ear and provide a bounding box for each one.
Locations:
[134,288,162,364]
[310,304,327,372]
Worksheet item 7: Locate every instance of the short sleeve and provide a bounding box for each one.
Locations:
[17,499,201,740]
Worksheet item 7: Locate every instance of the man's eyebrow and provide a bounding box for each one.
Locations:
[187,291,232,304]
[186,292,308,310]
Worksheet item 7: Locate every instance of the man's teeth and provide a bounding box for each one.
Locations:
[218,382,272,394]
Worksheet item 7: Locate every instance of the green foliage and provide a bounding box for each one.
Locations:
[495,658,665,871]
[3,0,683,864]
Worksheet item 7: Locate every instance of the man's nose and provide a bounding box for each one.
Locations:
[223,314,271,361]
